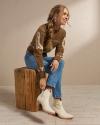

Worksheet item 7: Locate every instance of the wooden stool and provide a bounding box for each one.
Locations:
[14,67,41,112]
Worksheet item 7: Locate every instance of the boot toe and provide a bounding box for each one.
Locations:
[56,112,74,119]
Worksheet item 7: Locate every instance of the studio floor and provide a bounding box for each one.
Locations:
[0,84,100,125]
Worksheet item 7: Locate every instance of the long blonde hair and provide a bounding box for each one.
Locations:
[47,5,70,39]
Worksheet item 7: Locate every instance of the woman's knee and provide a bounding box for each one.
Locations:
[24,52,37,69]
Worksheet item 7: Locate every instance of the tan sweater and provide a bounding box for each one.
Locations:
[27,23,66,78]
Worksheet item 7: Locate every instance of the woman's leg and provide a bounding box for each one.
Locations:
[44,59,74,119]
[46,60,73,119]
[24,52,55,114]
[47,60,64,99]
[41,57,74,119]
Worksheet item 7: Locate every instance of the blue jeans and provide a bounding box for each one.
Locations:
[24,51,64,98]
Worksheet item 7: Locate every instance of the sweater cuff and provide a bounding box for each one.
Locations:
[53,55,62,62]
[39,71,46,78]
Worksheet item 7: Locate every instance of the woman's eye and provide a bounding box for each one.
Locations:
[63,12,66,15]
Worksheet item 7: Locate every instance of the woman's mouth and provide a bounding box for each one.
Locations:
[63,19,67,23]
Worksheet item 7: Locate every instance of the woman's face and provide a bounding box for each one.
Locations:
[56,8,69,26]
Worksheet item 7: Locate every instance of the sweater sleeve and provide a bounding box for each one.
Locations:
[54,30,66,62]
[31,26,46,78]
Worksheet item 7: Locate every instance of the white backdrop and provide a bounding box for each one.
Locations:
[0,0,100,85]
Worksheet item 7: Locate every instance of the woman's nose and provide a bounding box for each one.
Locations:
[65,16,68,20]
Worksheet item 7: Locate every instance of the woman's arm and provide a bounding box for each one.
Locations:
[54,30,66,62]
[29,25,46,78]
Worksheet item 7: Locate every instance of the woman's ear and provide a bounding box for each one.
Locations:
[54,16,57,23]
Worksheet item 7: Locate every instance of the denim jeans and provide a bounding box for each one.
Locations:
[24,51,64,98]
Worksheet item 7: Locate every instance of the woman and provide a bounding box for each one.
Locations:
[24,4,73,119]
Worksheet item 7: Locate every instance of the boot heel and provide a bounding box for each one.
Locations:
[36,99,42,111]
[38,103,42,110]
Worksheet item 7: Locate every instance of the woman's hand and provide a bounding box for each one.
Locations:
[50,59,59,71]
[39,78,46,90]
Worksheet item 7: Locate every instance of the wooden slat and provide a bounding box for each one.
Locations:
[15,94,26,109]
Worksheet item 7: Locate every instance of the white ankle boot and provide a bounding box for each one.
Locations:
[37,89,55,115]
[53,99,74,119]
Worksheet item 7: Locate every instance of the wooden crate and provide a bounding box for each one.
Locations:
[14,67,41,112]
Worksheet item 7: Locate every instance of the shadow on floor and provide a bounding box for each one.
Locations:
[0,86,44,124]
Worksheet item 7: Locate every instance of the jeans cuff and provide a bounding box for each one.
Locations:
[47,82,56,88]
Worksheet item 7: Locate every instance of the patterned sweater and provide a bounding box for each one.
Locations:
[27,23,66,78]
